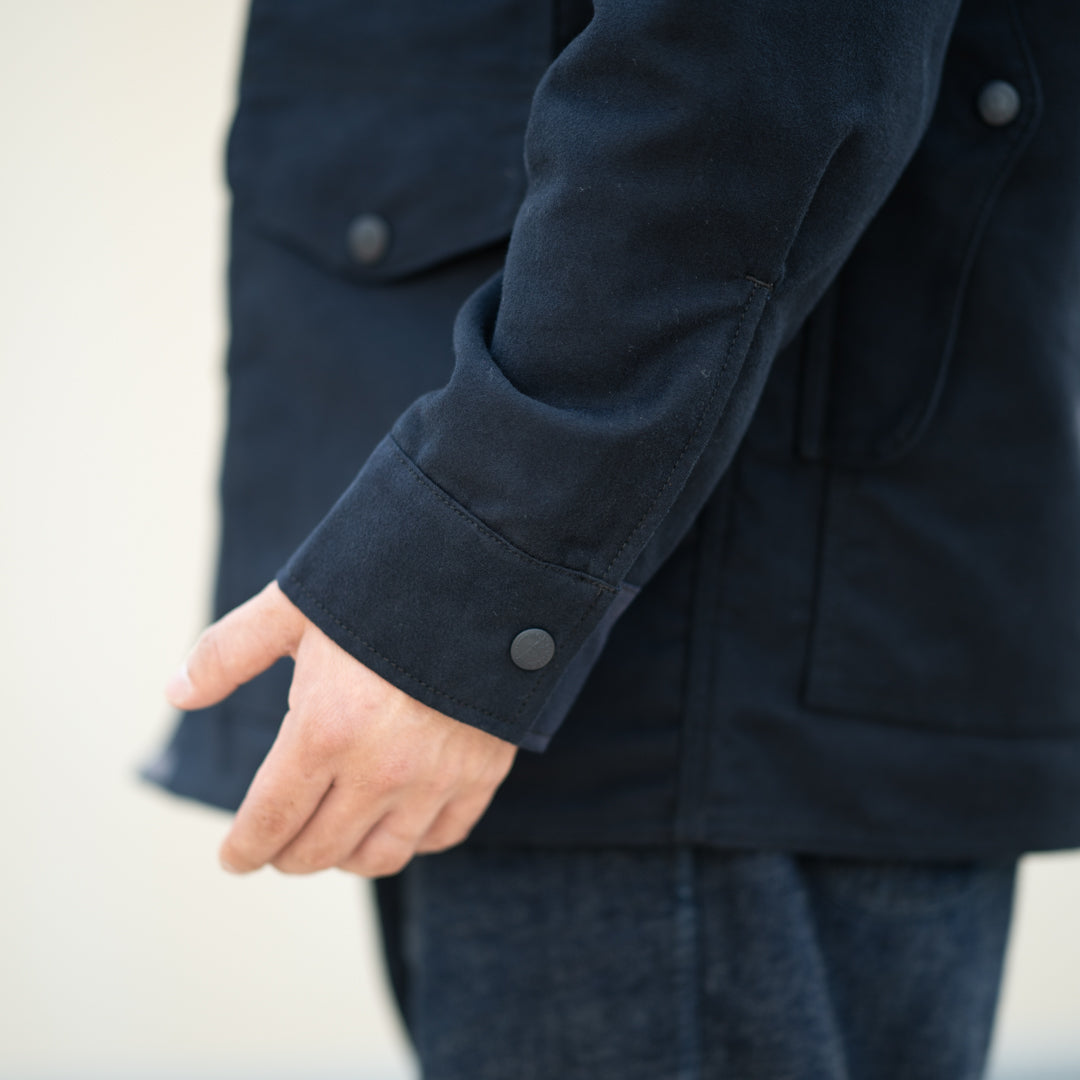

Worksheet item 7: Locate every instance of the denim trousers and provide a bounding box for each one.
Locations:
[375,847,1016,1080]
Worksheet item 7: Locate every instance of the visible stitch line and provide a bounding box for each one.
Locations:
[388,438,617,594]
[283,572,520,730]
[601,281,765,579]
[744,274,775,290]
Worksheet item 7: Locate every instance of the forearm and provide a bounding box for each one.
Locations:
[282,0,962,744]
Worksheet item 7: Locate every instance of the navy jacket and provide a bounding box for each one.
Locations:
[148,0,1080,860]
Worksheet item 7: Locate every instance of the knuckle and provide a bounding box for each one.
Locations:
[272,855,306,876]
[275,845,335,875]
[446,820,474,846]
[419,811,474,854]
[418,829,467,854]
[443,820,475,849]
[353,853,410,879]
[370,853,412,878]
[415,772,455,804]
[250,803,292,842]
[483,750,516,787]
[353,832,414,878]
[304,716,350,759]
[371,749,415,791]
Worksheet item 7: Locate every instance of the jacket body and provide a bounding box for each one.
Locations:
[148,0,1080,859]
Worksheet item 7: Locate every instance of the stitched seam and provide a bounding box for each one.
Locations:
[283,572,519,728]
[388,437,617,594]
[601,278,765,579]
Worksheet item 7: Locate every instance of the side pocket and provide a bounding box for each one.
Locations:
[798,0,1040,467]
[798,0,1064,734]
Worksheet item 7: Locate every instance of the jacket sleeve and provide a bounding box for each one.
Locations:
[278,0,962,749]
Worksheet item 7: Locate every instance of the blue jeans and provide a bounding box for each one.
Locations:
[375,848,1015,1080]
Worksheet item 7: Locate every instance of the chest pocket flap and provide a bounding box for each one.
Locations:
[226,0,553,284]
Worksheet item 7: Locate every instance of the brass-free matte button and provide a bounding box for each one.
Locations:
[510,628,555,671]
[347,212,392,265]
[976,80,1021,127]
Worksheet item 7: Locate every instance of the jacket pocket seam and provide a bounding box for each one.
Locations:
[795,0,1043,468]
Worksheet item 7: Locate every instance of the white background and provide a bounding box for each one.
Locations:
[0,3,1076,1078]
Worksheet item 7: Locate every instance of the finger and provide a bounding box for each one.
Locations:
[336,802,448,878]
[270,781,389,875]
[166,582,303,710]
[218,714,333,873]
[414,787,499,854]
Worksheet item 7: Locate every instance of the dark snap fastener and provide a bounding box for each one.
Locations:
[510,628,555,671]
[347,212,392,265]
[976,80,1021,127]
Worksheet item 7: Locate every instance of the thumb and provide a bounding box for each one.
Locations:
[165,582,304,710]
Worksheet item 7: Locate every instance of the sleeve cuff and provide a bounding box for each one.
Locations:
[278,435,633,748]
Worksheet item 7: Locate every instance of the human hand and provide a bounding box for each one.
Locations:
[165,582,517,877]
